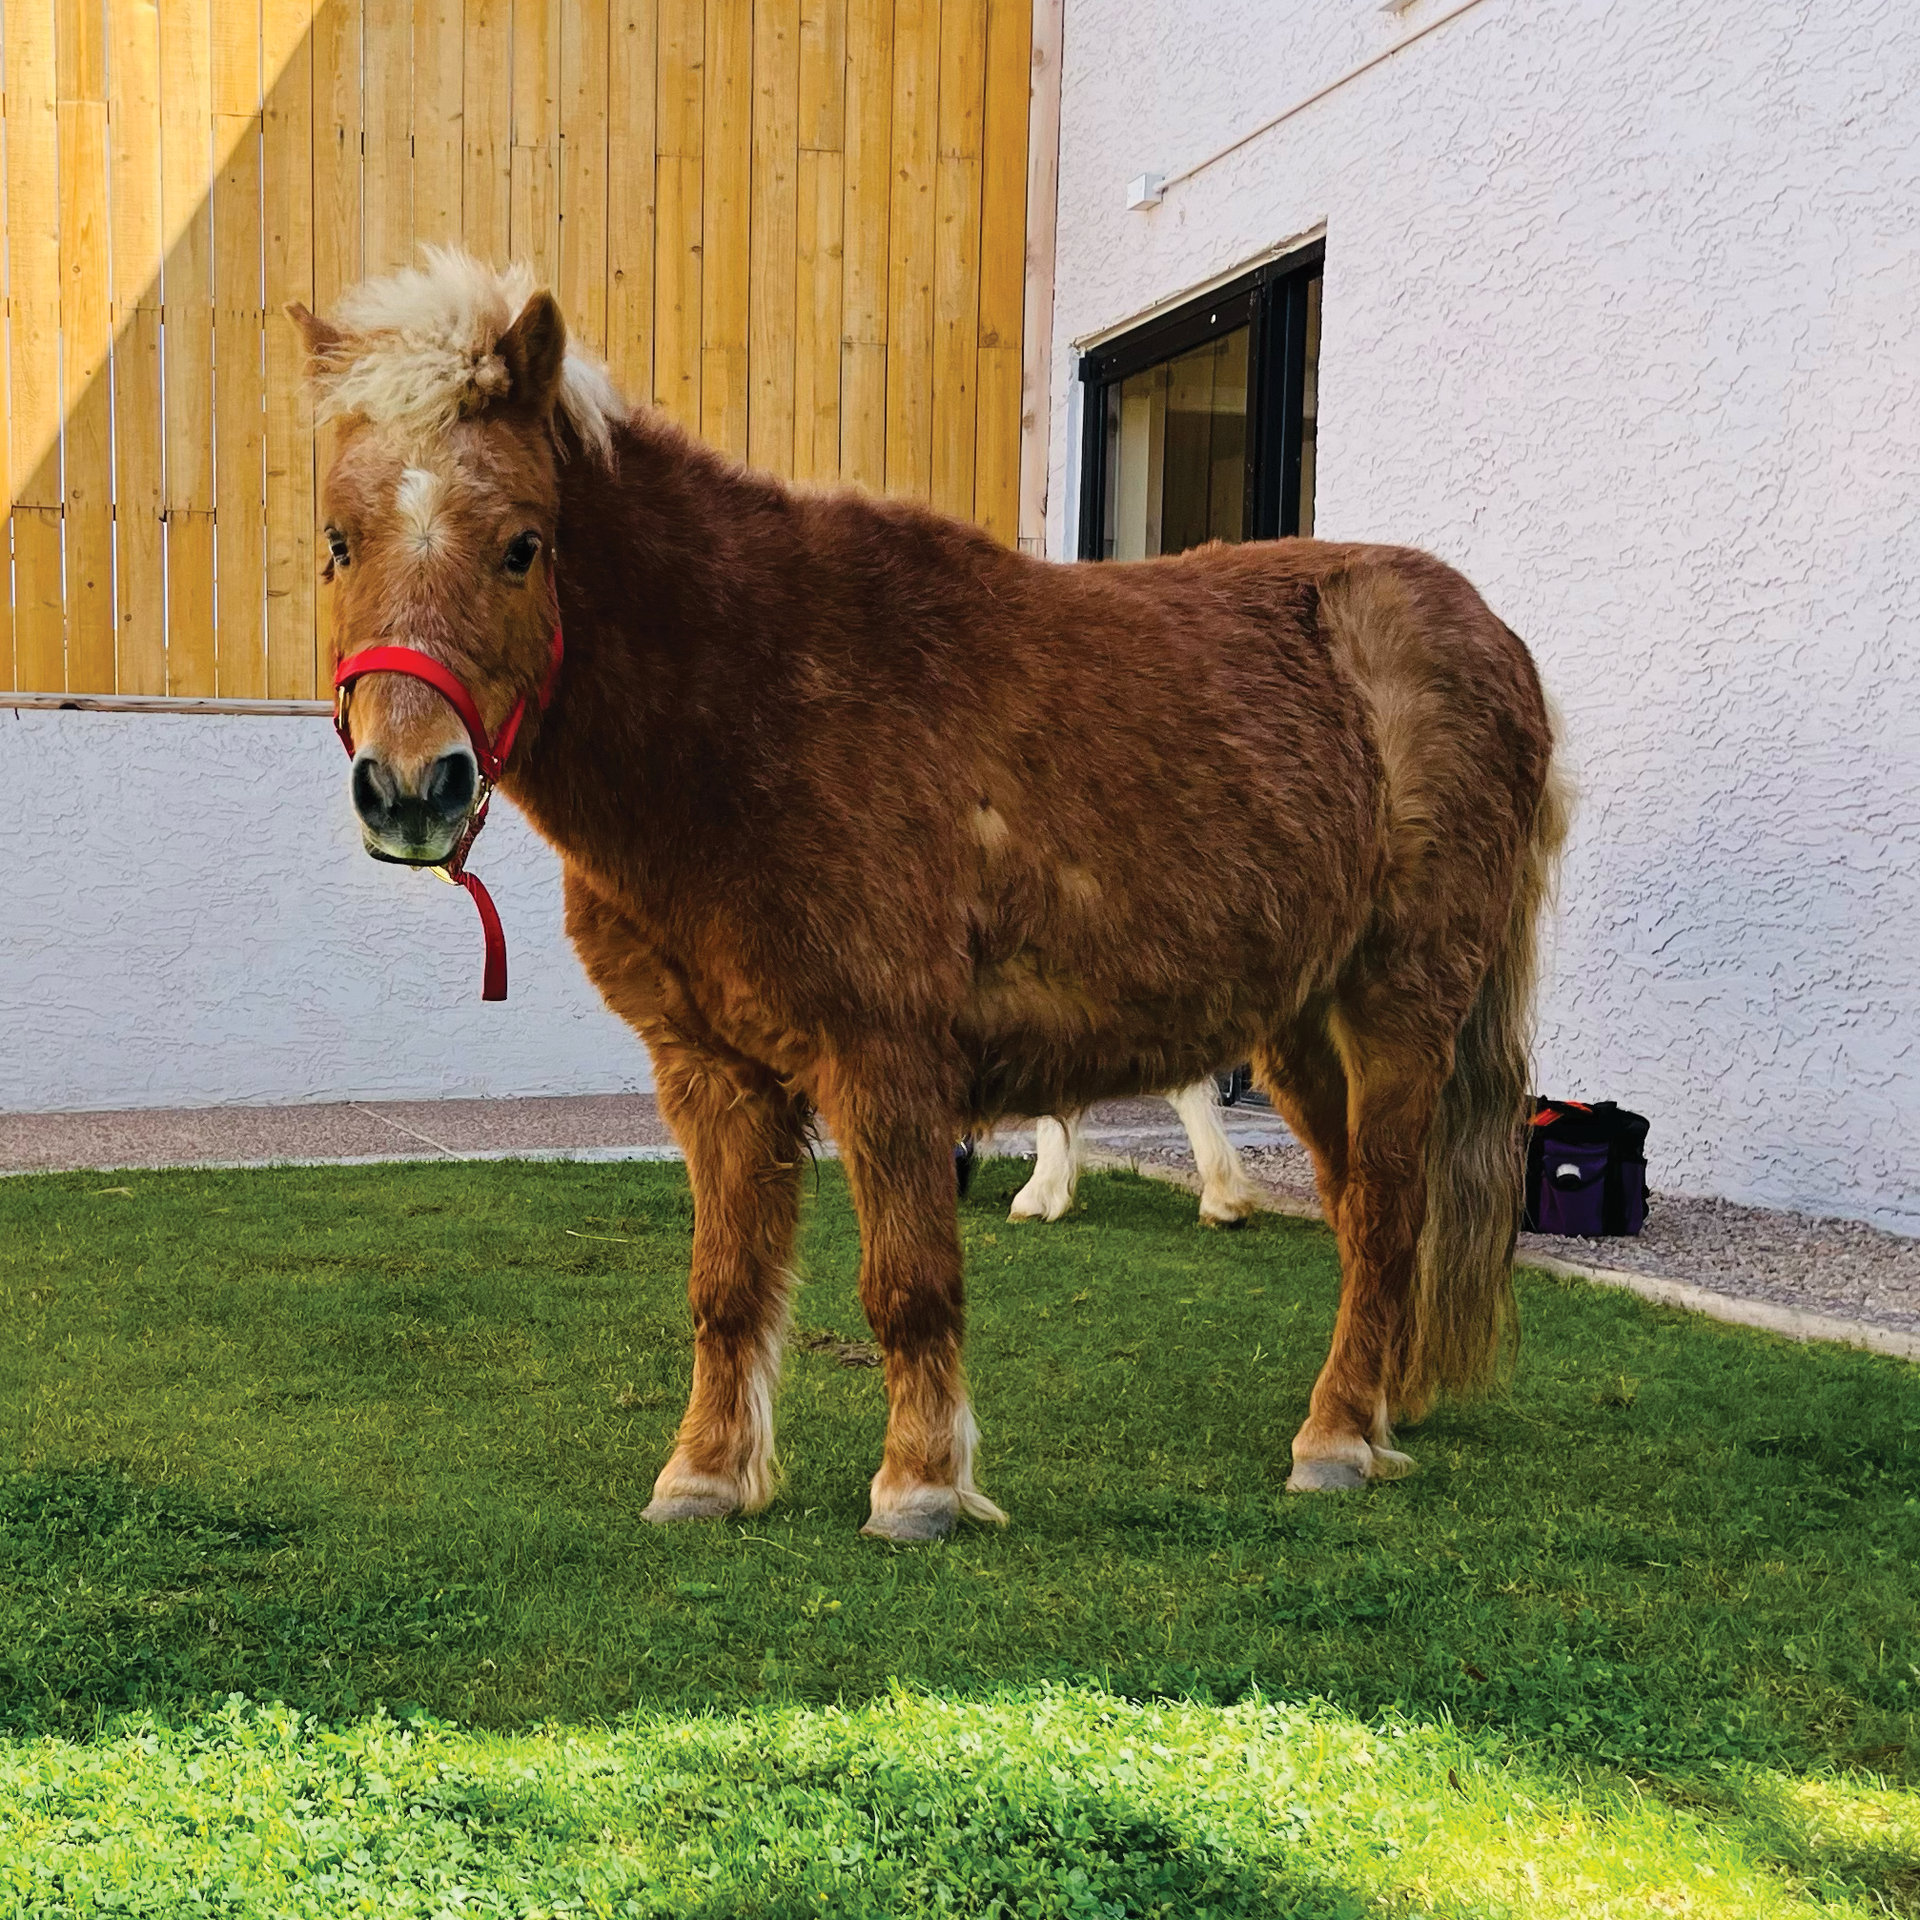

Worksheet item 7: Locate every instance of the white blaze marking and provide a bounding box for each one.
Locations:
[395,466,447,556]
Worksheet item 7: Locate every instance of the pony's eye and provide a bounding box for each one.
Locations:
[503,531,542,578]
[325,527,351,568]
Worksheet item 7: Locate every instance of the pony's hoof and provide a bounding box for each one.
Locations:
[1198,1190,1257,1228]
[861,1505,955,1543]
[1286,1443,1418,1493]
[1008,1188,1070,1223]
[641,1493,737,1523]
[1286,1458,1368,1493]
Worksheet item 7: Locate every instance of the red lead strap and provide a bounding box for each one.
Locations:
[334,605,564,1002]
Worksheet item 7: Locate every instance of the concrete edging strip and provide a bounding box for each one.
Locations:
[1518,1249,1920,1363]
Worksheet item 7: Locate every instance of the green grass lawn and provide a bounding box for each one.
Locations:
[0,1156,1914,1916]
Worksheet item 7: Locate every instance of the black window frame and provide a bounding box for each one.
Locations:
[1076,240,1323,562]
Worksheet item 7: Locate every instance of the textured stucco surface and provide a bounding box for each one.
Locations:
[0,709,650,1110]
[1048,0,1919,1232]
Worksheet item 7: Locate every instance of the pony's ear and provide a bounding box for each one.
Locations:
[498,291,567,417]
[284,301,345,372]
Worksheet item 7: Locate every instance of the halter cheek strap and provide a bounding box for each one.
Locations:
[334,601,564,1002]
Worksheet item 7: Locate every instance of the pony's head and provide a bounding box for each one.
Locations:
[288,252,623,865]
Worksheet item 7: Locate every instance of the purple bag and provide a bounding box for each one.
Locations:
[1524,1099,1649,1237]
[1538,1140,1612,1236]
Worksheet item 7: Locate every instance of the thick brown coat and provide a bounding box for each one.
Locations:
[299,267,1565,1536]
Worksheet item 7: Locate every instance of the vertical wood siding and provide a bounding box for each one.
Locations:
[0,0,1036,697]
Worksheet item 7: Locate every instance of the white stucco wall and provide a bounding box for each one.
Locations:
[1049,0,1919,1232]
[0,708,650,1110]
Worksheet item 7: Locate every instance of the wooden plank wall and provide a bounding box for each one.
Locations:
[0,0,1034,698]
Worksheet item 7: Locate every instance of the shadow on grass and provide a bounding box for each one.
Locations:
[0,1467,484,1730]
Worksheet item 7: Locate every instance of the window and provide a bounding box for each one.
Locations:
[1077,244,1322,562]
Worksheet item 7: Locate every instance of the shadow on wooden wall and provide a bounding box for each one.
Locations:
[1,0,1035,700]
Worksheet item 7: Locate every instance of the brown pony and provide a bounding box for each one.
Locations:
[290,255,1568,1540]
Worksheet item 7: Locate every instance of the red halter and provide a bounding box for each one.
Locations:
[333,599,564,1002]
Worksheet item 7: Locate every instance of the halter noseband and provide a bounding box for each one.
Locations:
[333,595,564,1002]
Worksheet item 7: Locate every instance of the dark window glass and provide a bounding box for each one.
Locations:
[1078,246,1321,562]
[1100,328,1250,560]
[1298,273,1320,538]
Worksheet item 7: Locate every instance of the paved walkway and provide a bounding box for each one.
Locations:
[0,1091,1241,1172]
[0,1094,679,1171]
[3,1092,1915,1360]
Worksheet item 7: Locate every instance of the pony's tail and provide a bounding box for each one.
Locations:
[1396,736,1574,1414]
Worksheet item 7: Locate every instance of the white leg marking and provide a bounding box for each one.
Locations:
[643,1284,789,1522]
[951,1397,1009,1526]
[863,1394,1008,1540]
[731,1307,787,1512]
[641,1460,744,1521]
[1009,1113,1084,1222]
[1169,1080,1259,1225]
[1286,1395,1417,1493]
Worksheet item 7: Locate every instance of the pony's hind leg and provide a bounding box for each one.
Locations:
[828,1079,1008,1540]
[642,1043,810,1522]
[1256,1015,1351,1231]
[1009,1113,1084,1222]
[1282,1021,1443,1492]
[1168,1079,1258,1225]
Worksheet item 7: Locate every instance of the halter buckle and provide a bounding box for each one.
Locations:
[426,776,494,888]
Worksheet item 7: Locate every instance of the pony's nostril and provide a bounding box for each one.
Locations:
[426,749,478,821]
[351,754,399,828]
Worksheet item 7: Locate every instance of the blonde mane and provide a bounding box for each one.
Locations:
[310,248,626,463]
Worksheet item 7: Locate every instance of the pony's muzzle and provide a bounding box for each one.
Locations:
[351,745,478,863]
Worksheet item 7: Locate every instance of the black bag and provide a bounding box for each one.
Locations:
[1523,1098,1649,1237]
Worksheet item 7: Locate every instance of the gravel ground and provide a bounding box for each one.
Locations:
[1515,1195,1920,1338]
[1078,1106,1920,1343]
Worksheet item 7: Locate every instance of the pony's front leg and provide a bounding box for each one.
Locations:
[1168,1080,1258,1226]
[643,1051,809,1523]
[831,1095,1009,1540]
[1008,1113,1083,1222]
